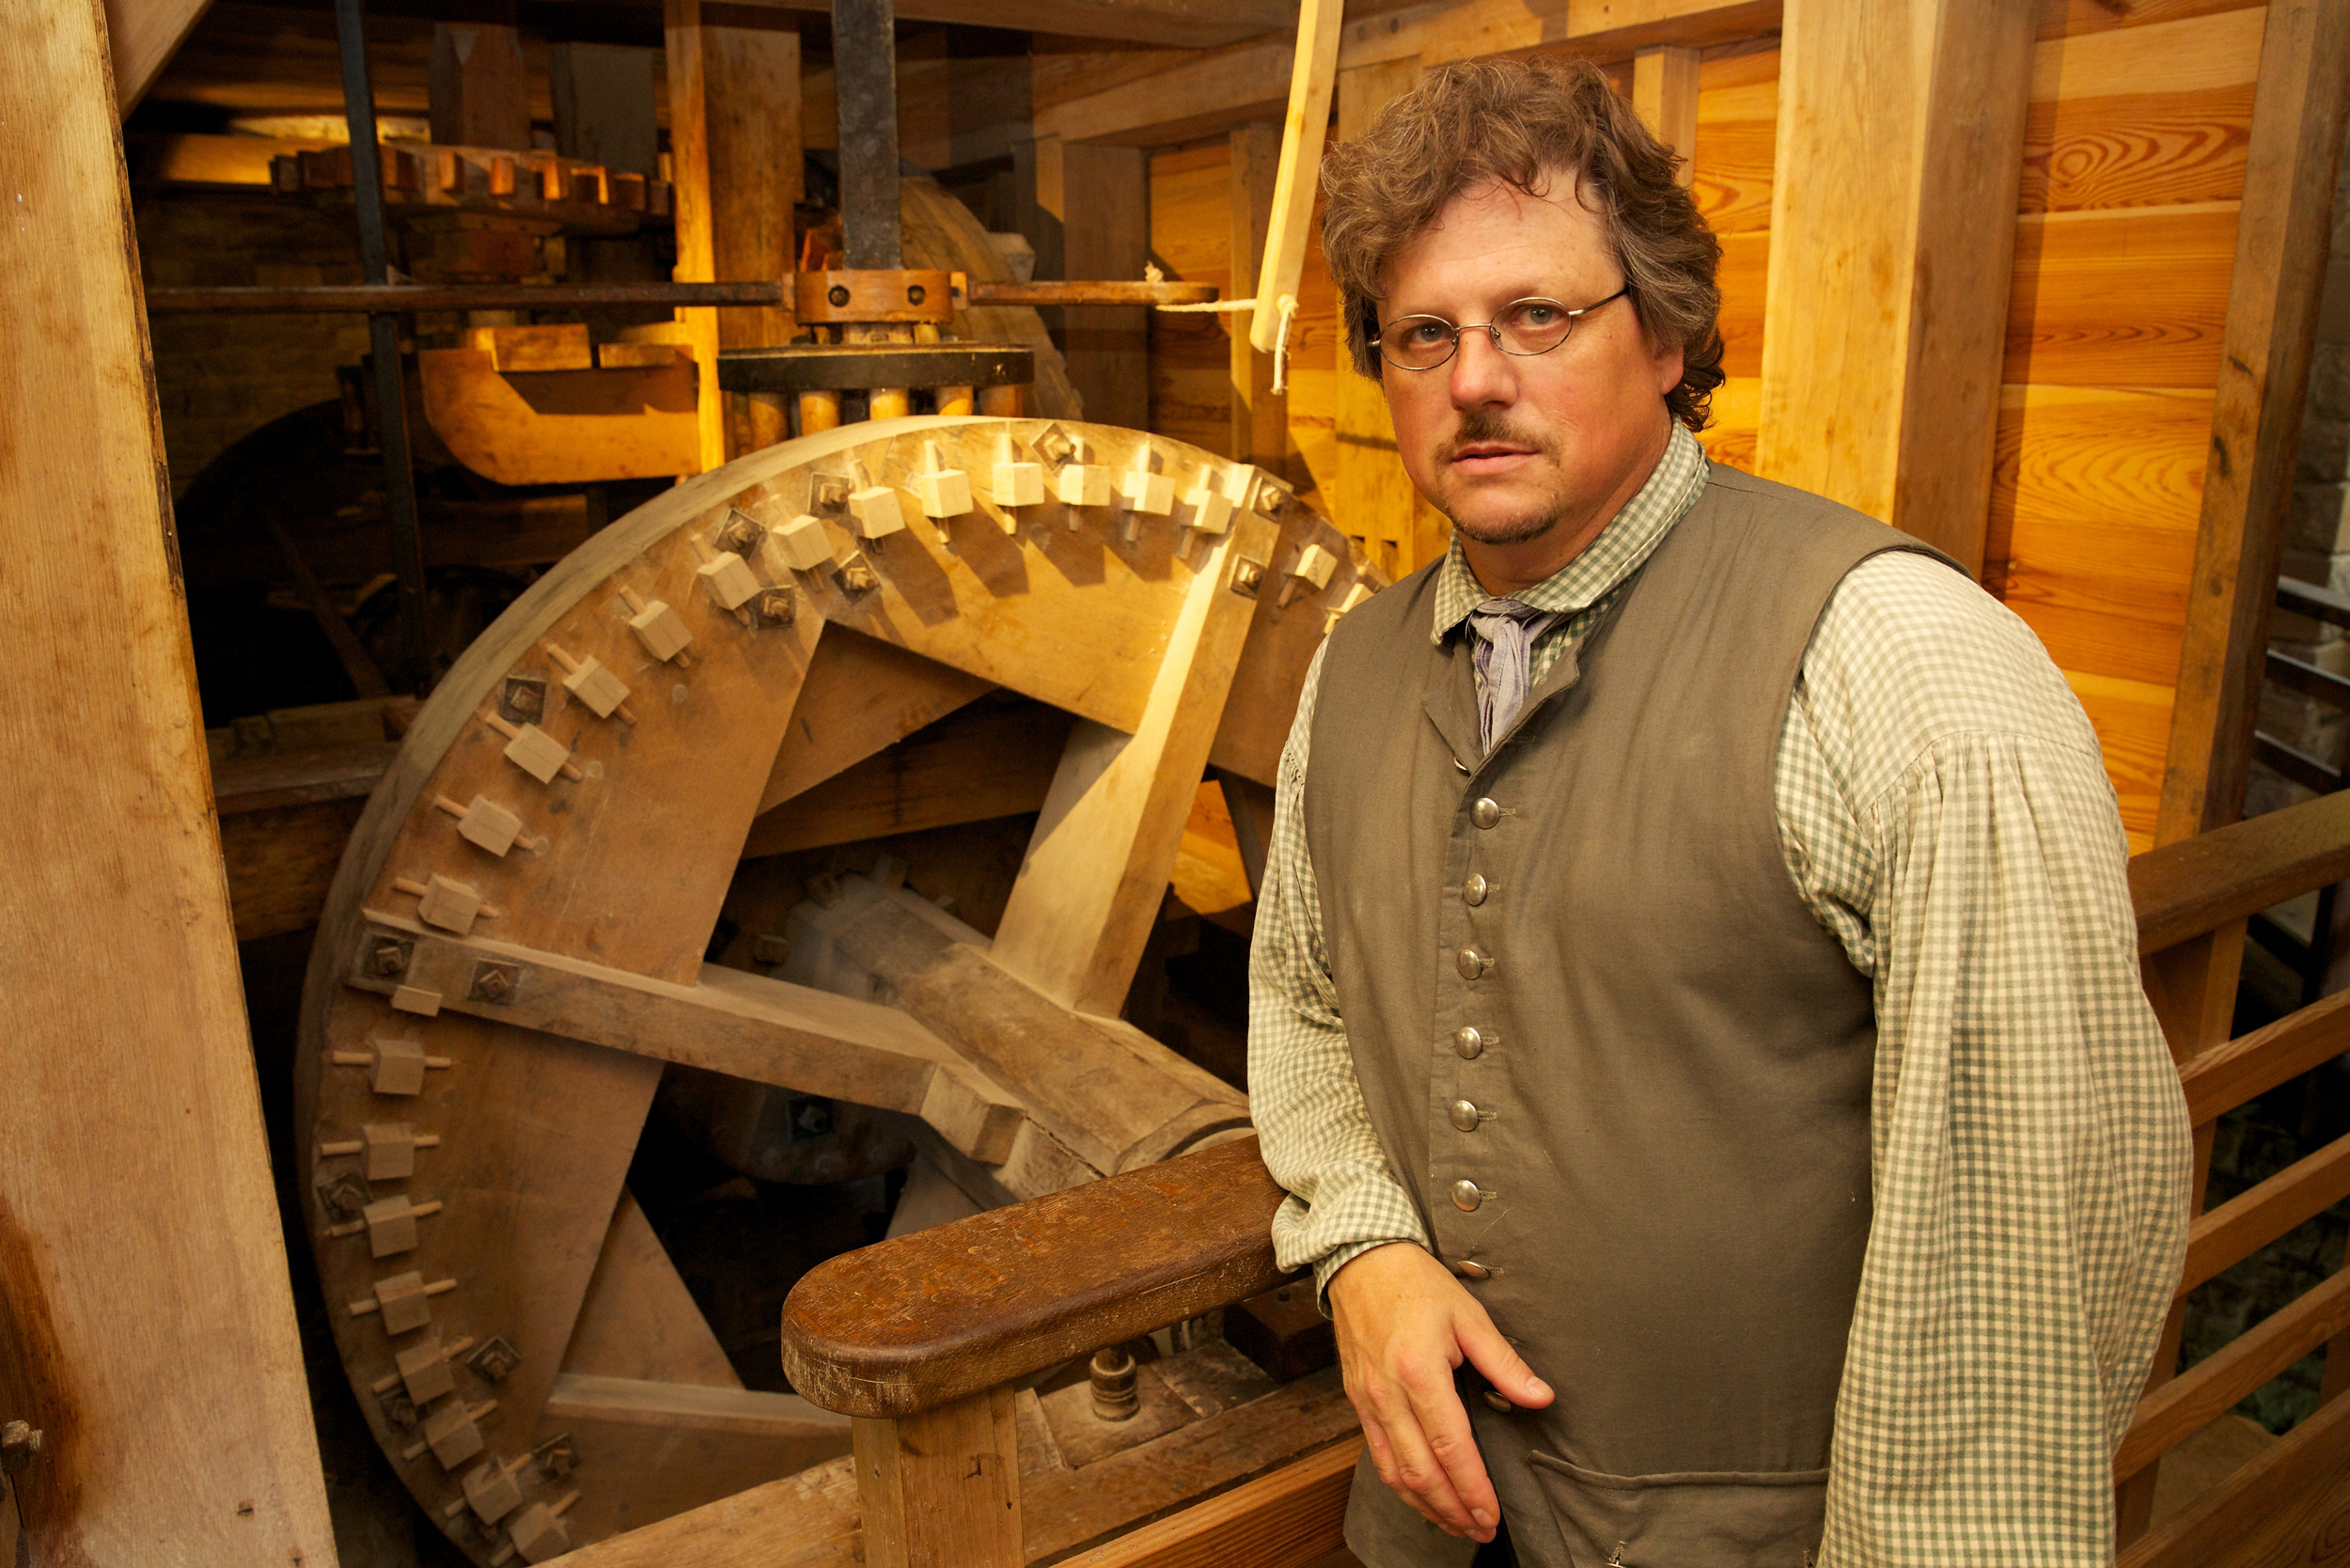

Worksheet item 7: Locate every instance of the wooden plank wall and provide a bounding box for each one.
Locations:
[1138,1,2266,851]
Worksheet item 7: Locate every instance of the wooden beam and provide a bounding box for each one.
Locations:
[2157,0,2350,844]
[1229,119,1285,470]
[1755,0,2036,573]
[1249,0,1342,353]
[705,17,802,450]
[1059,1437,1358,1568]
[1631,43,1700,176]
[1055,141,1150,429]
[343,911,1028,1163]
[853,1386,1024,1568]
[990,507,1280,1013]
[757,630,995,815]
[103,0,212,115]
[750,0,1295,49]
[663,0,728,472]
[0,0,333,1556]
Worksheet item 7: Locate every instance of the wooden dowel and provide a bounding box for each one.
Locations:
[978,385,1021,416]
[800,390,842,431]
[933,384,975,416]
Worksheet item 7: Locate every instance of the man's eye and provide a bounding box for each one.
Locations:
[1514,304,1559,327]
[1404,321,1449,345]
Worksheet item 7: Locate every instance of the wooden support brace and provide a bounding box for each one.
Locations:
[852,1385,1022,1568]
[1249,0,1342,354]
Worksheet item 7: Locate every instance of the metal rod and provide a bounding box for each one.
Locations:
[335,0,431,693]
[147,282,791,313]
[831,0,901,269]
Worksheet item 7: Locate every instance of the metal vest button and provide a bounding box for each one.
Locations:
[1453,1259,1492,1279]
[1450,1179,1484,1212]
[1456,947,1491,980]
[1453,1026,1484,1058]
[1471,797,1502,829]
[1449,1099,1481,1132]
[1463,872,1489,905]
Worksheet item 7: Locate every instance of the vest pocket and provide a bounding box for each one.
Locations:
[1526,1451,1827,1566]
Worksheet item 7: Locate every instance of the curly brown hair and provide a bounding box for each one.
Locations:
[1320,56,1725,431]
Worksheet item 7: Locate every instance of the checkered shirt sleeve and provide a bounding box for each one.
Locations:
[1247,494,2190,1562]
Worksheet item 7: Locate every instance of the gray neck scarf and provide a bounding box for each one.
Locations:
[1468,597,1566,753]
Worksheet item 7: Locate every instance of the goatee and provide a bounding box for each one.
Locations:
[1436,411,1567,546]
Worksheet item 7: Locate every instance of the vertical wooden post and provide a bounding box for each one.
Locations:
[993,509,1280,1014]
[2118,925,2245,1541]
[429,15,532,150]
[1329,56,1432,579]
[852,1385,1023,1568]
[0,1,333,1557]
[1631,44,1700,177]
[1248,0,1342,354]
[2156,0,2350,845]
[1230,119,1285,470]
[1055,142,1149,430]
[663,0,727,471]
[1756,0,2036,574]
[706,17,803,450]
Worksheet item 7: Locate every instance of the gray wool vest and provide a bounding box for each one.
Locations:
[1304,466,1951,1568]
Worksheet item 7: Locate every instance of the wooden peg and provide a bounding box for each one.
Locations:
[349,1270,457,1333]
[498,1490,581,1565]
[445,1452,535,1527]
[432,792,528,855]
[1119,444,1175,516]
[544,643,635,723]
[360,1195,445,1259]
[1325,579,1374,634]
[771,513,835,571]
[402,1398,498,1468]
[1183,480,1235,539]
[992,434,1043,516]
[915,440,974,520]
[337,1121,443,1181]
[393,873,502,936]
[695,542,762,612]
[478,710,583,784]
[1278,542,1338,607]
[331,1034,453,1095]
[371,1331,477,1405]
[1056,435,1112,510]
[619,588,694,666]
[389,985,442,1017]
[848,463,907,541]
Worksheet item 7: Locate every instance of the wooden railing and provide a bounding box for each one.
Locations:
[592,787,2350,1568]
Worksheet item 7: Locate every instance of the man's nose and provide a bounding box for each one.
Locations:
[1449,325,1517,408]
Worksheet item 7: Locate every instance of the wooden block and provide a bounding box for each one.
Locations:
[466,322,592,373]
[508,1495,576,1562]
[422,1399,486,1469]
[849,485,907,540]
[993,461,1044,508]
[455,794,525,856]
[502,723,572,785]
[396,1336,458,1404]
[628,600,694,663]
[389,985,442,1017]
[362,1122,422,1182]
[462,1455,526,1525]
[1058,464,1112,508]
[772,514,835,571]
[364,1196,421,1258]
[1183,486,1234,536]
[916,469,973,519]
[1120,470,1176,515]
[1291,542,1337,590]
[373,1271,437,1335]
[416,874,485,935]
[697,552,761,611]
[596,341,686,368]
[372,1035,430,1095]
[561,659,631,720]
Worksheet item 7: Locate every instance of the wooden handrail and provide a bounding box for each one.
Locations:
[779,1136,1291,1419]
[2129,789,2350,953]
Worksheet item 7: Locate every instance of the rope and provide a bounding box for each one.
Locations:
[1154,291,1302,395]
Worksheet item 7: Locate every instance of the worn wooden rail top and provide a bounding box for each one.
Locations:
[780,1137,1292,1417]
[2131,789,2350,952]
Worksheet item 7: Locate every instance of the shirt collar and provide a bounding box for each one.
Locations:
[1430,419,1709,646]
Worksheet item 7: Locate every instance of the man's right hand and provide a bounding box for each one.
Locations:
[1325,1241,1554,1544]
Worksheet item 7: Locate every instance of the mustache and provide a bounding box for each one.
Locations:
[1441,412,1553,463]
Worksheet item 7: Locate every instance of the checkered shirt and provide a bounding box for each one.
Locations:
[1246,421,2191,1564]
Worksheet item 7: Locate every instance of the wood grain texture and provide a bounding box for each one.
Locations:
[855,1386,1024,1568]
[554,1453,862,1568]
[560,1189,743,1388]
[2119,1267,2350,1482]
[2120,1368,2350,1568]
[662,0,727,472]
[1058,1437,1358,1568]
[104,0,212,113]
[416,349,701,485]
[755,629,995,817]
[0,0,333,1559]
[2004,204,2242,387]
[2020,85,2255,213]
[2178,1128,2350,1294]
[2158,0,2350,841]
[703,19,802,361]
[780,1138,1292,1418]
[2130,788,2350,953]
[1231,120,1288,470]
[2176,987,2350,1126]
[1249,0,1342,353]
[1758,0,2035,571]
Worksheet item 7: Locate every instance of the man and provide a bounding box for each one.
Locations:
[1248,57,2190,1568]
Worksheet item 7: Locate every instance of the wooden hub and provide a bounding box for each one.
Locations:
[294,415,1378,1561]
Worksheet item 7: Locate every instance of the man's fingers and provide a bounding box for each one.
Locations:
[1400,1368,1501,1534]
[1458,1314,1554,1409]
[1355,1403,1462,1533]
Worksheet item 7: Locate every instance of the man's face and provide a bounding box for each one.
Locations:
[1380,176,1684,553]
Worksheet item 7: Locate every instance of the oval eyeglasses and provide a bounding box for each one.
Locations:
[1376,287,1631,371]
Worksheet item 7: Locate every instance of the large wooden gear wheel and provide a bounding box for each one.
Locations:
[294,414,1377,1562]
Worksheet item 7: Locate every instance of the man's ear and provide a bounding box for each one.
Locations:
[1653,338,1685,399]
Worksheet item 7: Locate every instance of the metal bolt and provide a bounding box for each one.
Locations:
[757,588,796,625]
[477,968,508,999]
[906,284,926,305]
[372,942,407,976]
[1230,560,1264,598]
[3,1419,45,1467]
[828,285,851,307]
